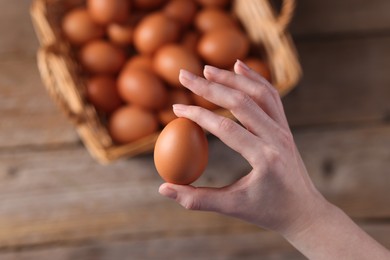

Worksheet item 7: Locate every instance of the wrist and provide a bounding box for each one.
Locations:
[280,194,336,240]
[281,198,390,259]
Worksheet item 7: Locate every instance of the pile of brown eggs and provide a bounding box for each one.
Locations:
[62,0,271,144]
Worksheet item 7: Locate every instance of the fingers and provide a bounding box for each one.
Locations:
[179,69,279,138]
[234,59,274,91]
[159,183,230,213]
[173,104,261,165]
[204,63,285,126]
[233,60,289,129]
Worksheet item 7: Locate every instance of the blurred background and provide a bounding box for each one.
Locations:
[0,0,390,259]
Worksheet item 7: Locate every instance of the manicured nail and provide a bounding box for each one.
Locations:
[159,185,177,199]
[180,69,197,81]
[236,59,250,71]
[204,65,220,75]
[172,104,187,117]
[172,104,187,112]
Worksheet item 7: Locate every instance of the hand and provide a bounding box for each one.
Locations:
[158,60,327,235]
[158,60,390,259]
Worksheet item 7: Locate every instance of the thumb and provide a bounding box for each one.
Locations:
[158,183,227,212]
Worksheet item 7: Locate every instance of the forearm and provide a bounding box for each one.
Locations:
[283,201,390,260]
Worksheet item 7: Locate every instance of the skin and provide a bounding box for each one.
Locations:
[158,60,390,259]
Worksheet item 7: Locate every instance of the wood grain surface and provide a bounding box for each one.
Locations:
[0,0,389,259]
[290,0,390,35]
[0,223,389,259]
[284,36,390,127]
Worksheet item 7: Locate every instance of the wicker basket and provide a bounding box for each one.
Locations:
[30,0,301,164]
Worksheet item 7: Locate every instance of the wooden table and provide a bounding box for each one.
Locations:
[1,0,390,259]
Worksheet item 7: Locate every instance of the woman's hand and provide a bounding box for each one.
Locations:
[158,60,327,235]
[158,60,390,259]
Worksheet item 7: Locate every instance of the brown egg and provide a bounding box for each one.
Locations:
[181,31,200,53]
[123,55,154,72]
[133,0,165,10]
[158,90,193,125]
[191,93,219,110]
[154,44,203,87]
[107,23,133,46]
[109,105,158,144]
[62,8,104,46]
[195,8,237,33]
[87,0,130,25]
[164,0,198,27]
[129,11,148,26]
[198,28,250,68]
[133,12,180,54]
[80,40,126,74]
[64,0,84,10]
[154,118,208,185]
[196,0,230,8]
[244,58,272,81]
[86,75,123,113]
[118,68,168,110]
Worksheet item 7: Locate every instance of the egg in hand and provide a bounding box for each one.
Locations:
[154,118,208,185]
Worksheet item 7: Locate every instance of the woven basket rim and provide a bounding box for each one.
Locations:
[31,0,302,164]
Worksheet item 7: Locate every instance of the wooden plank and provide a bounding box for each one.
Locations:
[0,56,78,148]
[283,35,390,127]
[0,223,389,260]
[290,0,390,35]
[0,230,303,260]
[0,0,39,57]
[0,124,389,247]
[0,231,305,260]
[0,1,78,148]
[295,124,390,218]
[0,140,252,248]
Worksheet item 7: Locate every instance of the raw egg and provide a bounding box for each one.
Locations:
[109,105,158,144]
[198,28,250,68]
[154,118,208,185]
[181,31,200,53]
[158,90,193,125]
[107,23,133,46]
[80,40,126,74]
[86,75,123,113]
[195,8,237,33]
[191,93,219,110]
[87,0,130,25]
[133,12,180,54]
[118,68,168,110]
[244,58,272,81]
[196,0,230,8]
[164,0,198,27]
[154,44,203,87]
[62,8,104,46]
[123,55,154,72]
[64,0,84,10]
[133,0,165,10]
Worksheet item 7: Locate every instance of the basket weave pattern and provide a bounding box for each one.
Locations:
[30,0,301,163]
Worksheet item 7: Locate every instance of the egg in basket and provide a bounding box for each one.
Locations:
[31,0,301,163]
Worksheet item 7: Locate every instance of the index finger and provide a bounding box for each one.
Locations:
[179,69,280,139]
[172,104,262,166]
[203,63,288,129]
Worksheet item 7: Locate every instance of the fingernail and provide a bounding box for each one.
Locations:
[172,104,187,113]
[236,59,250,71]
[180,69,197,81]
[159,185,177,199]
[204,65,220,75]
